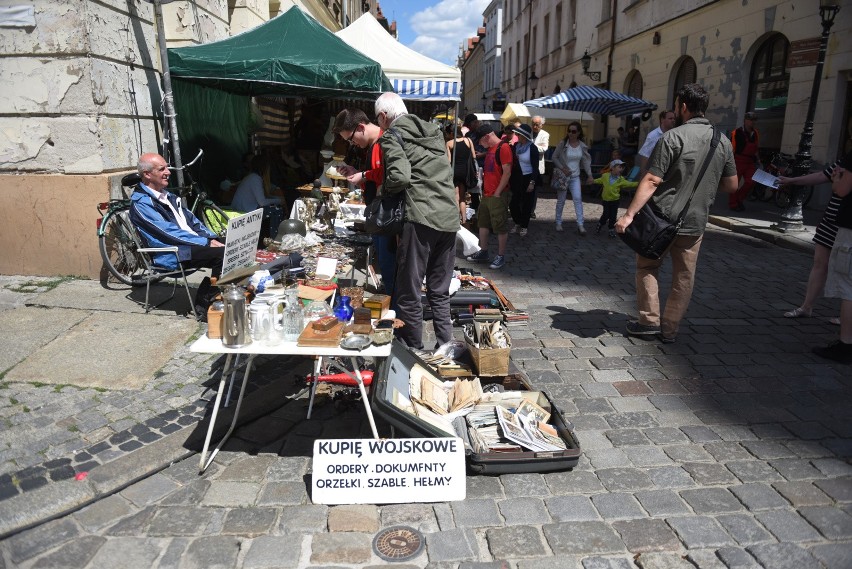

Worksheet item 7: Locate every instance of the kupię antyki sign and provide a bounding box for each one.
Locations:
[221,208,263,276]
[311,438,466,504]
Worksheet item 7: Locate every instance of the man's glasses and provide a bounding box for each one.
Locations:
[345,128,358,145]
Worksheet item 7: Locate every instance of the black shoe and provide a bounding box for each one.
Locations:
[812,341,852,364]
[530,212,537,219]
[657,333,676,344]
[626,321,661,336]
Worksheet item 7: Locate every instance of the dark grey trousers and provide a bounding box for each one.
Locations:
[394,222,456,350]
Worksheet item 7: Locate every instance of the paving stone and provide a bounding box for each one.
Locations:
[703,441,754,462]
[542,521,626,555]
[612,519,680,553]
[180,536,241,569]
[147,506,214,537]
[466,475,506,499]
[726,460,784,483]
[715,547,761,569]
[380,503,440,534]
[682,462,738,486]
[424,528,479,562]
[747,543,822,569]
[73,494,135,532]
[451,499,503,528]
[255,480,307,507]
[809,543,852,569]
[645,466,695,489]
[772,480,832,507]
[201,481,261,507]
[665,516,735,548]
[242,535,302,569]
[486,525,548,558]
[86,537,164,569]
[729,483,789,510]
[219,508,278,537]
[5,517,80,564]
[680,425,721,443]
[120,473,181,508]
[798,506,852,540]
[217,455,275,482]
[586,448,632,469]
[591,493,646,520]
[501,473,550,498]
[634,490,690,517]
[545,495,600,522]
[715,514,774,546]
[634,551,695,569]
[160,480,211,506]
[642,427,688,445]
[29,535,107,569]
[327,504,380,533]
[680,488,743,514]
[544,470,604,495]
[663,444,714,463]
[812,458,852,478]
[103,506,157,536]
[814,477,852,502]
[581,557,634,569]
[605,428,649,447]
[754,509,823,542]
[622,446,672,467]
[604,412,659,429]
[767,458,823,480]
[596,468,654,492]
[497,497,551,525]
[741,441,796,460]
[276,504,328,534]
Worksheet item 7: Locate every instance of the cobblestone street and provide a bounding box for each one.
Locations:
[1,196,850,568]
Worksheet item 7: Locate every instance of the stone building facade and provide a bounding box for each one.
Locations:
[496,0,851,199]
[0,0,376,278]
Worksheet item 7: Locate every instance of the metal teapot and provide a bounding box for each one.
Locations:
[221,284,250,348]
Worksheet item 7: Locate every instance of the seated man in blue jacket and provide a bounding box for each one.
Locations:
[129,152,224,320]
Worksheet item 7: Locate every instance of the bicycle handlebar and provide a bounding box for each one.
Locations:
[168,148,204,172]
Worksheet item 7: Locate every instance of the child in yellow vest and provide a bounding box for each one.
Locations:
[594,159,638,237]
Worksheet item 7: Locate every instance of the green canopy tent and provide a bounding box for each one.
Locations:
[166,6,392,190]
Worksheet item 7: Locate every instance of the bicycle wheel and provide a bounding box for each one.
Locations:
[198,201,230,239]
[99,209,146,286]
[774,187,792,209]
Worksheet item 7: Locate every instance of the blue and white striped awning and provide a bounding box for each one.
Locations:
[392,78,460,101]
[525,86,657,117]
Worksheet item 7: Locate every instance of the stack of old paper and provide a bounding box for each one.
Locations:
[414,370,483,415]
[465,397,567,453]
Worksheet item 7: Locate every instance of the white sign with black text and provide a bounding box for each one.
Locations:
[311,438,466,504]
[220,208,263,276]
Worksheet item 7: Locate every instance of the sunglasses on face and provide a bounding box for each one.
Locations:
[568,130,578,134]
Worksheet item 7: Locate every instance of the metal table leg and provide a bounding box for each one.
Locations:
[224,354,242,408]
[306,356,323,419]
[325,357,380,439]
[198,353,257,473]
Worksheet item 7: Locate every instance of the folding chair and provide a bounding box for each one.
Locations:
[135,245,196,315]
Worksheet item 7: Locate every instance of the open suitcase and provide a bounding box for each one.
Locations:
[371,341,582,474]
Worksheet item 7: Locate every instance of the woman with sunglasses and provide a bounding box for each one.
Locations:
[551,121,593,234]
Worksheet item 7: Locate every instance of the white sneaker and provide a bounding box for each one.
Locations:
[555,223,563,232]
[519,228,528,237]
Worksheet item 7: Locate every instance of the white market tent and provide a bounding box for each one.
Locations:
[335,13,460,101]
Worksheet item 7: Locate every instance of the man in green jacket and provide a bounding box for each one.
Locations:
[375,92,460,349]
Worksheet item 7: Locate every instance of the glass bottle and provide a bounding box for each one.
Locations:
[281,288,305,342]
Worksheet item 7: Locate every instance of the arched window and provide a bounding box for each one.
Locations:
[626,70,643,99]
[747,34,790,155]
[673,57,697,105]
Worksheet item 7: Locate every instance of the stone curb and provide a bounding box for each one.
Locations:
[0,378,295,539]
[707,215,814,255]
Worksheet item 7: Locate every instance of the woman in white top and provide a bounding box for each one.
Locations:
[551,121,593,234]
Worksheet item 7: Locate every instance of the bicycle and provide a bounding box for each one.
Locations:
[97,149,231,286]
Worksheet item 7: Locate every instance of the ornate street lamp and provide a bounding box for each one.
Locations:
[581,50,601,82]
[529,72,539,99]
[776,3,840,232]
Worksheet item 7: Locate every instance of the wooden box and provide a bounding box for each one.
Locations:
[363,294,391,319]
[207,307,223,339]
[465,323,512,377]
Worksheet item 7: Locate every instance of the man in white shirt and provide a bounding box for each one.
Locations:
[637,110,675,177]
[530,115,550,219]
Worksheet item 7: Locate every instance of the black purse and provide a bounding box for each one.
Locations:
[363,128,406,236]
[363,192,405,235]
[620,127,721,259]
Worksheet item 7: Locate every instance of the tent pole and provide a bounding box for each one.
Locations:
[151,0,184,186]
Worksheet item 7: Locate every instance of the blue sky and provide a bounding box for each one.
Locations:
[375,0,490,66]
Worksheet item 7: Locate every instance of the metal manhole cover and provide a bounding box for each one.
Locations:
[372,525,424,562]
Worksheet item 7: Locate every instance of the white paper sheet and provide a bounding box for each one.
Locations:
[751,168,780,188]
